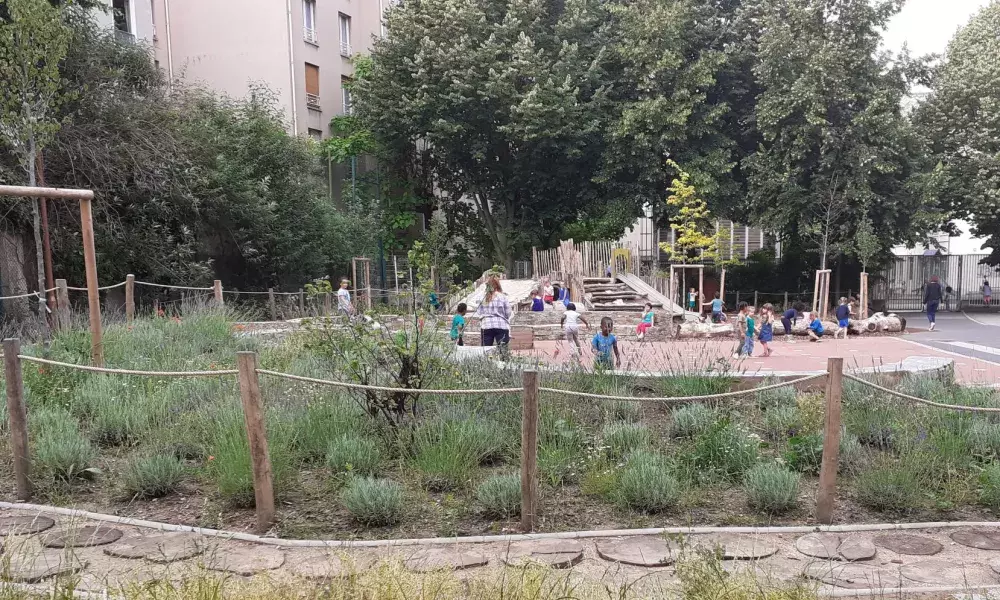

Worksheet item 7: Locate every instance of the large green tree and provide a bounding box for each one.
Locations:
[744,0,929,270]
[354,0,616,269]
[914,1,1000,263]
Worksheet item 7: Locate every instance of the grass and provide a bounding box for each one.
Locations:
[762,405,798,441]
[692,422,760,481]
[601,422,651,459]
[327,433,383,477]
[121,454,186,499]
[341,477,405,526]
[744,462,800,513]
[31,407,97,482]
[854,460,924,513]
[670,403,717,438]
[207,406,296,508]
[475,472,521,518]
[980,463,1000,510]
[616,450,681,513]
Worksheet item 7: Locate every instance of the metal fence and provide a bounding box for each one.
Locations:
[874,254,997,312]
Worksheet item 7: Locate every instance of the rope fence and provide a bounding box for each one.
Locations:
[255,368,523,395]
[538,373,826,403]
[17,355,238,378]
[844,373,1000,413]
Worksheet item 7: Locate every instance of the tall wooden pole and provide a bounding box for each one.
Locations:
[816,357,844,524]
[213,280,224,306]
[36,154,56,312]
[520,370,539,532]
[55,279,70,331]
[3,339,31,501]
[698,267,704,317]
[125,274,135,325]
[267,288,277,321]
[79,198,103,366]
[236,351,275,534]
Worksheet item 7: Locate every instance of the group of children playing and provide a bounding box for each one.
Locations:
[731,296,855,357]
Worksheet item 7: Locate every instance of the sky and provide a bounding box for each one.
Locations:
[884,0,993,255]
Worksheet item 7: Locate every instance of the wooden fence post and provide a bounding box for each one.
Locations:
[323,292,332,316]
[783,291,789,312]
[236,351,275,534]
[816,357,844,524]
[298,289,305,317]
[520,370,540,532]
[268,289,277,321]
[3,339,31,501]
[55,279,70,331]
[753,290,758,308]
[214,280,224,307]
[125,275,135,326]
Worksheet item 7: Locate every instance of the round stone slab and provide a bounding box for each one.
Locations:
[206,545,286,576]
[795,533,842,559]
[873,533,942,556]
[404,550,488,573]
[596,537,678,567]
[803,562,890,589]
[900,560,970,585]
[288,552,372,580]
[0,515,55,536]
[4,550,86,583]
[502,540,585,569]
[951,529,1000,551]
[695,535,777,560]
[104,533,203,563]
[41,525,123,548]
[838,537,876,562]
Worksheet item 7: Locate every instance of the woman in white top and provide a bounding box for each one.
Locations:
[560,302,590,356]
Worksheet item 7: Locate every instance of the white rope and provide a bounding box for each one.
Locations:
[17,355,238,378]
[843,373,1000,413]
[539,373,827,403]
[0,287,57,301]
[255,369,522,395]
[134,280,214,291]
[224,289,301,296]
[66,280,128,292]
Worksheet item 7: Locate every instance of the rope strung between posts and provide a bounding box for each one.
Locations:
[843,373,1000,413]
[66,280,128,292]
[0,288,57,301]
[134,280,215,291]
[17,355,238,378]
[224,290,301,296]
[538,373,827,403]
[255,369,523,395]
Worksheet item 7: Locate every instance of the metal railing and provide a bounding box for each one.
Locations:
[306,93,321,109]
[303,27,318,44]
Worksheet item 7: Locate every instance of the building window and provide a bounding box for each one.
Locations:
[308,128,323,141]
[339,13,352,57]
[113,0,135,42]
[303,0,318,44]
[305,63,320,109]
[341,76,353,115]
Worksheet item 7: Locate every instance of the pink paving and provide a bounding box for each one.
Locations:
[517,332,1000,385]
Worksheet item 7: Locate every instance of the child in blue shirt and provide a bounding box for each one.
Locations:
[592,317,621,370]
[636,302,654,340]
[807,313,824,342]
[834,297,850,339]
[531,291,545,312]
[743,306,756,357]
[710,292,725,323]
[451,303,467,346]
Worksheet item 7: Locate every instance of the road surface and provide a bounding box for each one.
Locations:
[900,310,1000,365]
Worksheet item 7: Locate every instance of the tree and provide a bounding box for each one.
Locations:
[354,0,615,270]
[658,161,717,264]
[744,0,929,271]
[854,214,879,273]
[914,1,1000,264]
[0,0,72,309]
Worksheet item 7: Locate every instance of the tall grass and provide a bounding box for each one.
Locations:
[206,406,296,507]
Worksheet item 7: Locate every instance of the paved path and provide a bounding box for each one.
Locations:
[520,333,1000,385]
[4,507,1000,597]
[900,312,1000,368]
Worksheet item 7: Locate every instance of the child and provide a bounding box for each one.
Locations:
[592,316,621,370]
[531,290,545,312]
[733,302,749,357]
[337,279,354,316]
[543,280,555,305]
[781,303,800,341]
[451,303,467,346]
[637,303,654,340]
[688,288,698,312]
[560,302,589,357]
[743,306,756,357]
[758,303,774,357]
[807,313,825,342]
[985,280,992,306]
[834,297,850,339]
[710,292,725,323]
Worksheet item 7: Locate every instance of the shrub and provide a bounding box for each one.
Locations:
[412,443,476,492]
[755,379,797,409]
[341,477,405,526]
[538,444,581,486]
[794,393,825,435]
[838,432,866,475]
[784,434,824,474]
[693,423,760,481]
[854,463,923,512]
[763,405,799,440]
[602,422,651,459]
[603,400,642,424]
[744,462,800,513]
[326,434,382,477]
[616,451,681,513]
[122,455,185,499]
[32,408,97,481]
[968,421,1000,459]
[207,408,294,507]
[89,394,169,447]
[475,473,521,519]
[292,400,367,463]
[980,464,1000,510]
[670,404,717,438]
[845,400,899,450]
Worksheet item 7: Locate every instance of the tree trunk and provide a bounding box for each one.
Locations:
[27,139,49,335]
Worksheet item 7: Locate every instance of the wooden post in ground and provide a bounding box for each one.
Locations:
[783,291,789,312]
[213,280,224,307]
[753,290,758,308]
[267,289,277,321]
[298,289,305,317]
[698,267,704,317]
[323,292,332,316]
[125,275,135,326]
[667,268,676,337]
[365,260,372,311]
[352,259,359,308]
[520,370,539,532]
[79,198,104,366]
[532,247,539,279]
[816,357,844,524]
[719,267,727,305]
[55,279,70,331]
[812,270,821,315]
[236,351,275,534]
[3,339,31,501]
[860,272,869,319]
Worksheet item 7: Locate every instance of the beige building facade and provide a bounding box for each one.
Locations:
[96,0,388,138]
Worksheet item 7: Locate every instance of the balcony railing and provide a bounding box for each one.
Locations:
[306,93,321,109]
[340,41,352,57]
[303,27,318,45]
[114,29,135,44]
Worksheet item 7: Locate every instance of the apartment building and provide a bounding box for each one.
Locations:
[95,0,388,138]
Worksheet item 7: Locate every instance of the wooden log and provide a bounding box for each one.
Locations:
[80,198,104,366]
[268,288,277,321]
[676,322,737,338]
[521,370,539,532]
[816,357,844,524]
[56,279,71,331]
[3,339,31,500]
[125,275,135,326]
[236,351,275,534]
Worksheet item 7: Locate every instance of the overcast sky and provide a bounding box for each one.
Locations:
[883,0,991,56]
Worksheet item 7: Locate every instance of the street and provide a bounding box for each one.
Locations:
[900,310,1000,365]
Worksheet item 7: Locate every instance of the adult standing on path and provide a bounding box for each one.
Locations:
[475,275,511,349]
[923,275,944,331]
